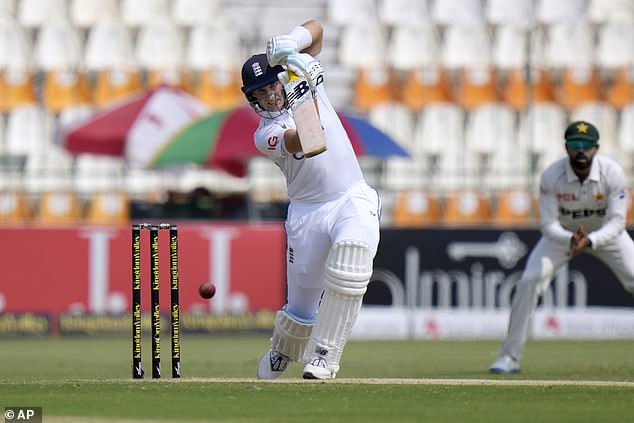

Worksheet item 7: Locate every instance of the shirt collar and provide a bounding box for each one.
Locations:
[565,157,600,183]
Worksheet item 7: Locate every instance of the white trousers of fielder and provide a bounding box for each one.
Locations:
[500,230,634,360]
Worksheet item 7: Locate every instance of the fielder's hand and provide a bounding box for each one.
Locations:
[286,53,324,92]
[567,225,590,256]
[266,35,298,66]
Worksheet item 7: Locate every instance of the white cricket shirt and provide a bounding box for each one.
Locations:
[539,155,628,248]
[253,80,364,203]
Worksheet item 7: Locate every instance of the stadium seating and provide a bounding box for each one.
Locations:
[328,0,377,26]
[35,21,90,112]
[369,103,418,190]
[186,22,244,109]
[596,22,634,71]
[136,19,188,91]
[618,103,634,172]
[399,66,453,111]
[493,189,537,226]
[431,0,485,26]
[486,0,535,27]
[339,20,387,69]
[570,102,620,161]
[0,15,36,111]
[121,0,170,28]
[74,154,126,195]
[42,69,93,113]
[518,102,567,174]
[413,103,465,191]
[378,0,430,26]
[0,69,36,112]
[465,103,522,189]
[193,70,243,110]
[85,192,131,225]
[84,20,136,71]
[500,67,556,110]
[92,69,143,107]
[247,157,288,203]
[36,192,83,224]
[441,24,492,71]
[442,190,493,226]
[0,1,632,227]
[588,0,634,23]
[339,21,395,111]
[455,65,499,110]
[492,25,529,70]
[545,21,595,69]
[70,0,119,29]
[392,191,441,227]
[171,0,222,27]
[18,0,67,29]
[535,0,587,24]
[0,191,31,223]
[353,67,399,112]
[5,105,55,160]
[558,66,602,110]
[387,22,440,72]
[605,66,634,110]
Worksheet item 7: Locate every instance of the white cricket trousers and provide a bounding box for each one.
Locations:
[284,181,381,321]
[501,230,634,360]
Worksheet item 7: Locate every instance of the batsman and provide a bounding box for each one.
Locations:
[240,19,381,380]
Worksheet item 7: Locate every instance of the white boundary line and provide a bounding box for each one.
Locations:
[170,378,634,387]
[6,378,632,387]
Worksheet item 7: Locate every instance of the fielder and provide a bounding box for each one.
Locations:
[490,120,634,373]
[240,20,381,380]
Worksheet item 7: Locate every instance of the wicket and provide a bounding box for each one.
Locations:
[131,223,181,379]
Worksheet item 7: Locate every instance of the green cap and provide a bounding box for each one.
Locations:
[564,121,600,144]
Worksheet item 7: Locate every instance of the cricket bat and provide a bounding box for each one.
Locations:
[284,70,327,157]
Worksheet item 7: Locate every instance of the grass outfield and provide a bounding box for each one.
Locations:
[1,335,633,422]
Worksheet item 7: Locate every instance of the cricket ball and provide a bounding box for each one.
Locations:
[199,282,216,299]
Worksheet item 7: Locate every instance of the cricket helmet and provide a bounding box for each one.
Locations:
[241,53,284,103]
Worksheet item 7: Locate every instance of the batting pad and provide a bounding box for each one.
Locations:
[303,240,373,372]
[270,308,314,362]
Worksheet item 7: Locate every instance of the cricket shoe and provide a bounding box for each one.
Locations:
[257,350,289,380]
[302,356,336,380]
[489,355,521,374]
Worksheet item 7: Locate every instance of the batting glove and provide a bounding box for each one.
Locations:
[277,69,309,111]
[286,53,324,92]
[266,35,298,67]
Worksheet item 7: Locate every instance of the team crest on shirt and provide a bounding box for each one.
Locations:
[595,193,604,201]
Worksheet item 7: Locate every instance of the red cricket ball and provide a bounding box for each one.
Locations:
[199,282,216,299]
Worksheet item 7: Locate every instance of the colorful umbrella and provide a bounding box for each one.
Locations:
[63,85,209,164]
[151,108,411,177]
[152,106,261,177]
[339,113,410,158]
[64,88,410,178]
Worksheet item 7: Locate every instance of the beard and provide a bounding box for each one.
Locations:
[570,153,592,170]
